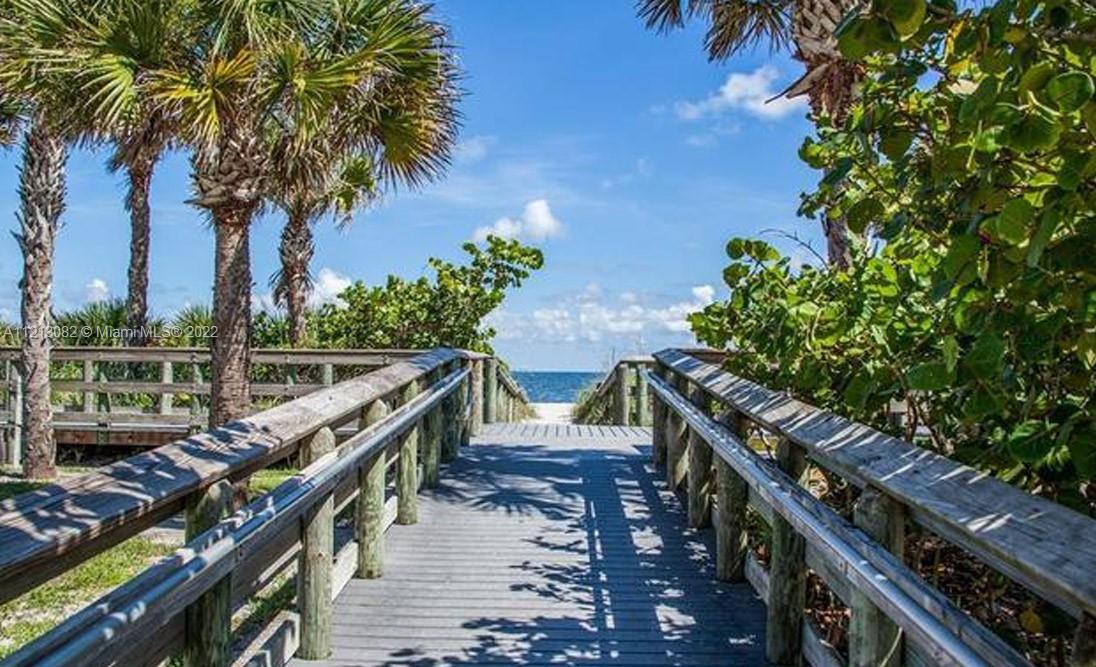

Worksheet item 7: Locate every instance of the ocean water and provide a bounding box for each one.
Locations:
[512,371,602,403]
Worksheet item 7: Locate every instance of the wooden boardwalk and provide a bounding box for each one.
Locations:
[291,423,768,666]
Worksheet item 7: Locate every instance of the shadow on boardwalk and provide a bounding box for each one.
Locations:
[311,429,768,667]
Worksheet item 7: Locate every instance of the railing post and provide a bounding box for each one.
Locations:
[636,364,650,426]
[483,358,498,424]
[396,379,420,525]
[1074,613,1096,667]
[442,362,461,462]
[850,486,905,667]
[716,410,749,582]
[687,384,712,529]
[357,398,389,579]
[190,360,204,433]
[184,479,233,667]
[470,359,484,436]
[766,437,808,666]
[321,363,334,386]
[299,427,335,660]
[614,363,630,426]
[665,374,689,490]
[8,361,22,466]
[423,370,442,488]
[159,361,173,415]
[651,366,667,466]
[82,359,94,413]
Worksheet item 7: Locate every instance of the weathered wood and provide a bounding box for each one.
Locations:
[470,359,484,436]
[648,372,1028,667]
[716,411,748,582]
[356,399,388,580]
[665,374,689,490]
[636,365,650,426]
[687,384,712,529]
[298,427,335,659]
[651,367,667,466]
[423,370,443,488]
[1072,613,1096,667]
[441,363,461,462]
[321,363,334,386]
[82,360,94,413]
[0,348,460,605]
[397,380,420,525]
[184,479,233,667]
[614,363,631,426]
[159,361,173,414]
[850,486,906,667]
[483,358,498,424]
[6,361,22,466]
[655,348,1096,620]
[766,437,808,666]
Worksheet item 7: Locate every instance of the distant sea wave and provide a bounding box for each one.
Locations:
[512,371,602,403]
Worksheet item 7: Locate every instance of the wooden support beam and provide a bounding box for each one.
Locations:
[470,359,484,436]
[651,367,667,466]
[766,437,808,666]
[665,374,689,490]
[184,479,233,667]
[614,363,631,426]
[321,363,334,386]
[423,371,442,488]
[636,366,650,426]
[298,427,335,660]
[441,363,461,462]
[850,485,906,667]
[82,360,94,413]
[357,399,389,579]
[687,385,712,529]
[397,380,420,525]
[483,358,498,424]
[159,361,173,415]
[716,410,749,582]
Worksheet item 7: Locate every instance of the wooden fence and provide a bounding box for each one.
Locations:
[647,348,1096,667]
[0,346,527,463]
[0,347,526,667]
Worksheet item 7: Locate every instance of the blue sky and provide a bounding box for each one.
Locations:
[0,1,821,371]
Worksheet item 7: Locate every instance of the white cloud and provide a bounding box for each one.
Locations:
[473,199,564,243]
[310,268,353,307]
[454,135,492,163]
[675,66,807,121]
[85,278,110,303]
[486,284,717,344]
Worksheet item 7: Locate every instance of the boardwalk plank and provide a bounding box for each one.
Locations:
[290,427,767,667]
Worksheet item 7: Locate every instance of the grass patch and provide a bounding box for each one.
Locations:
[249,467,298,498]
[0,535,176,659]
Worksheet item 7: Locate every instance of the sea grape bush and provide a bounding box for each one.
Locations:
[689,0,1095,508]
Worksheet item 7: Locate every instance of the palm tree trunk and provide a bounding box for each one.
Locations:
[210,212,253,428]
[16,111,66,480]
[124,158,154,345]
[279,211,313,347]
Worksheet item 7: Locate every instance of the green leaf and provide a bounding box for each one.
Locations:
[1057,151,1090,191]
[963,386,1003,420]
[843,368,876,412]
[1026,209,1061,267]
[880,130,913,160]
[883,0,927,38]
[722,263,749,285]
[906,361,952,391]
[845,197,884,234]
[1045,72,1094,113]
[727,238,747,259]
[964,333,1005,379]
[837,16,899,60]
[1066,427,1096,479]
[1005,111,1061,152]
[943,336,959,373]
[941,234,980,280]
[1007,421,1051,463]
[991,199,1034,245]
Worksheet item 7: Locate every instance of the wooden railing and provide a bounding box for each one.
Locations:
[649,348,1096,667]
[0,346,528,462]
[0,347,527,667]
[573,350,725,426]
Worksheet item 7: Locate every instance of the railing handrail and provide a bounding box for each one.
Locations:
[648,369,1025,667]
[3,365,469,667]
[0,348,465,604]
[0,345,430,364]
[654,348,1096,620]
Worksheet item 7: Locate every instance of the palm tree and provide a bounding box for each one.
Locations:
[65,0,460,426]
[637,0,864,268]
[268,0,460,348]
[0,0,93,480]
